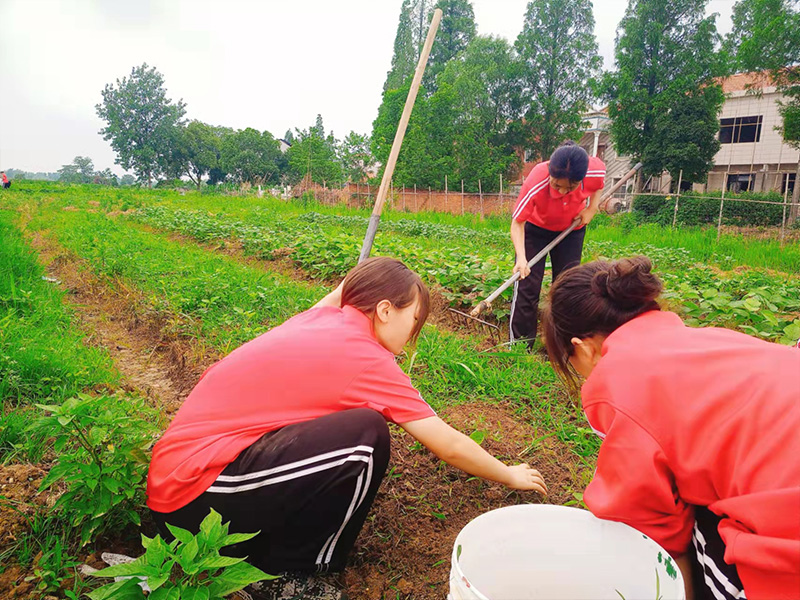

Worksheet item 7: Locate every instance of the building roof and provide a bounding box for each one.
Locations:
[719,71,773,93]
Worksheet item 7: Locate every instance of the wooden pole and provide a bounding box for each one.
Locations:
[445,175,448,214]
[461,180,465,215]
[358,8,443,261]
[717,182,727,240]
[403,186,406,211]
[428,186,431,211]
[479,180,484,219]
[600,162,643,212]
[414,184,418,212]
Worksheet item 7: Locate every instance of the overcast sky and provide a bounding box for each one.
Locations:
[0,0,735,175]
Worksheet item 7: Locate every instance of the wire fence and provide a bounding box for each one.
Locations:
[293,170,800,244]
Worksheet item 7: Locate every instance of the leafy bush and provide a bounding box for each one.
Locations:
[633,190,787,226]
[31,394,159,547]
[89,509,274,600]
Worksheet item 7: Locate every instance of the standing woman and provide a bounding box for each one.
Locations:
[542,256,800,600]
[509,141,605,347]
[147,257,546,600]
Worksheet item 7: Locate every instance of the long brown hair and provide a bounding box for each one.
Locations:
[341,256,430,343]
[542,256,663,393]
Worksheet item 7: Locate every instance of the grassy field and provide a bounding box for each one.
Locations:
[0,181,798,599]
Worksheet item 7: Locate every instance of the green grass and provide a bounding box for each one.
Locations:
[0,209,118,406]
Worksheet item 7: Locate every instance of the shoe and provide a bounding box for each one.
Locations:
[242,573,348,600]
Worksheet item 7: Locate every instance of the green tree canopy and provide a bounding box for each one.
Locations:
[384,0,435,91]
[165,121,233,189]
[220,128,285,186]
[338,132,376,183]
[423,0,476,93]
[96,64,186,186]
[58,156,96,184]
[515,0,602,161]
[728,0,800,147]
[603,0,725,182]
[287,116,344,186]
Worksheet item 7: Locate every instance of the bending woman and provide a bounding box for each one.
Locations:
[542,256,800,600]
[510,141,605,347]
[147,257,546,600]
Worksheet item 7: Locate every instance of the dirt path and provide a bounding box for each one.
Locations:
[29,231,212,415]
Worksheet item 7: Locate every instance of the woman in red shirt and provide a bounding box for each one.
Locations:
[147,257,546,600]
[509,141,605,347]
[542,256,800,600]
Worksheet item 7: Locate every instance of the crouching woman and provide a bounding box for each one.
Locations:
[541,256,800,600]
[146,257,546,599]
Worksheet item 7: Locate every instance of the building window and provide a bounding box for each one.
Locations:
[727,173,755,192]
[524,149,534,162]
[719,116,763,144]
[781,173,796,195]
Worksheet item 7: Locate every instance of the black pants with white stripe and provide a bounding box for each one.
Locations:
[510,222,586,346]
[152,408,390,574]
[691,506,746,600]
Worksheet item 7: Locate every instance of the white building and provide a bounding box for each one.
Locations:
[578,72,799,197]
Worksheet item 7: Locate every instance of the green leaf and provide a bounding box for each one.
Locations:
[166,523,195,545]
[181,587,211,600]
[469,430,486,445]
[93,557,149,578]
[220,532,260,546]
[87,578,147,600]
[197,555,243,570]
[149,586,181,600]
[207,561,274,597]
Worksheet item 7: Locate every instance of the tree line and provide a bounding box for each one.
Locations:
[90,0,799,192]
[94,65,375,189]
[374,0,800,192]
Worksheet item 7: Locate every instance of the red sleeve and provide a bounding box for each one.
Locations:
[583,157,606,193]
[512,162,549,222]
[583,402,694,556]
[343,357,435,424]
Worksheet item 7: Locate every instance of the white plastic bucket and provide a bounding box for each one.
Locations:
[448,505,685,600]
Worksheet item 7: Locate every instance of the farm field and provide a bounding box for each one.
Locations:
[1,181,798,599]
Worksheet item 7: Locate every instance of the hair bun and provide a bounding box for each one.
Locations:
[591,256,662,310]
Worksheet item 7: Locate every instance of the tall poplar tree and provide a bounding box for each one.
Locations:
[515,0,602,161]
[423,0,477,93]
[383,0,434,92]
[603,0,725,183]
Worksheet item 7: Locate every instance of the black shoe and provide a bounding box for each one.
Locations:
[239,573,348,600]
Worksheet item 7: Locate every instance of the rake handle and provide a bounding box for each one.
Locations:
[470,219,579,317]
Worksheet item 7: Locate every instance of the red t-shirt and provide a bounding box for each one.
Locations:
[512,157,606,231]
[146,305,435,513]
[1,174,8,184]
[581,310,800,600]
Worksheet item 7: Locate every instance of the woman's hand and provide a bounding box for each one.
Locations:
[513,257,531,279]
[576,205,598,227]
[504,463,547,494]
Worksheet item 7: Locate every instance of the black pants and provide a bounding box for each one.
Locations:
[152,408,390,574]
[691,507,745,600]
[509,222,586,346]
[2,182,9,189]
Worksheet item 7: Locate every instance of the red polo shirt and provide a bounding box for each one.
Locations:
[581,310,800,600]
[147,305,435,513]
[512,157,606,231]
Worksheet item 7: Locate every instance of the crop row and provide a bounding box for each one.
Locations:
[131,205,800,344]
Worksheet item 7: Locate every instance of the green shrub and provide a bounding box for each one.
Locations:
[633,190,787,226]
